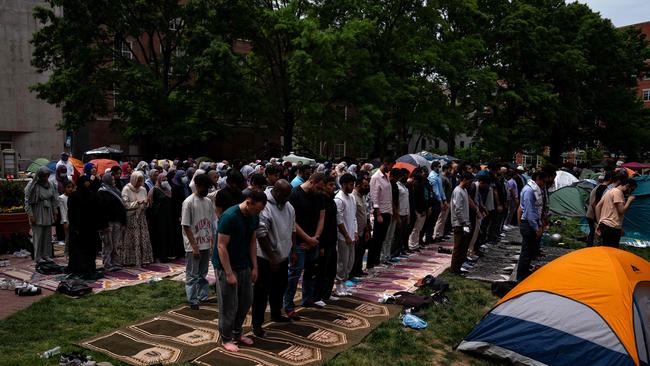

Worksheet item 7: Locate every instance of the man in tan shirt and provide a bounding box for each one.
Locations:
[595,176,637,248]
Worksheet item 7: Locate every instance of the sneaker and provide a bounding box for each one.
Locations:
[335,288,349,297]
[313,300,326,308]
[328,295,341,301]
[467,255,480,262]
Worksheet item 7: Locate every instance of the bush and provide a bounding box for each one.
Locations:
[0,180,26,212]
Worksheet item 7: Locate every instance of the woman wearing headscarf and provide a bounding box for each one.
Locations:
[51,164,70,243]
[135,161,149,173]
[24,167,59,262]
[186,167,196,184]
[144,169,159,193]
[67,176,101,278]
[53,165,69,194]
[120,162,132,188]
[171,169,190,252]
[83,163,101,192]
[147,173,180,261]
[97,173,126,271]
[121,171,154,267]
[348,164,358,178]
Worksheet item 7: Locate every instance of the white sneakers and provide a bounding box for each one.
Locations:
[335,284,352,297]
[313,300,327,307]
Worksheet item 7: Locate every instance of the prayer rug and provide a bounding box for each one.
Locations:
[0,256,187,293]
[80,297,400,366]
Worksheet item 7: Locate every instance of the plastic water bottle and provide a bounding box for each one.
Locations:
[39,346,61,359]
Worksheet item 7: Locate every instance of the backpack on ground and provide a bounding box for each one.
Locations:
[56,280,92,297]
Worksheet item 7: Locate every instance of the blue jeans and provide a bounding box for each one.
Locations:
[284,245,319,311]
[185,249,210,305]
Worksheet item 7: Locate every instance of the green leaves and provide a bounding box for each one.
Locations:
[30,0,650,159]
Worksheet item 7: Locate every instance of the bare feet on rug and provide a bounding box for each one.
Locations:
[237,335,254,346]
[223,341,240,352]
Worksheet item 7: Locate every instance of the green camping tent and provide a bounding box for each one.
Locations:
[549,181,596,217]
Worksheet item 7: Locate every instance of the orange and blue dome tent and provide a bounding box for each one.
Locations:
[457,247,650,366]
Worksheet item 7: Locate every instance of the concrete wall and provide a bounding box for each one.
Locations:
[0,0,63,165]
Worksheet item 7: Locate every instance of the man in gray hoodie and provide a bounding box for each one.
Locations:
[252,179,296,337]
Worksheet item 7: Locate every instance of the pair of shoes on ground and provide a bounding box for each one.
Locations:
[59,352,95,366]
[15,283,41,296]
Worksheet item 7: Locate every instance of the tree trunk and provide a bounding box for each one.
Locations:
[549,125,563,165]
[447,128,456,156]
[283,110,294,155]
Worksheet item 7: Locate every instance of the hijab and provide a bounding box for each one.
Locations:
[149,173,172,199]
[83,163,95,178]
[127,171,145,193]
[99,172,122,201]
[74,175,92,196]
[186,167,196,182]
[26,167,54,205]
[54,165,69,194]
[172,170,186,186]
[348,164,358,177]
[135,161,148,173]
[120,162,131,179]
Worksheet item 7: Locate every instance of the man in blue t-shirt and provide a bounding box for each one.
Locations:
[213,190,267,352]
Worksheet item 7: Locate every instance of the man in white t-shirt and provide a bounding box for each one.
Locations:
[182,174,217,310]
[334,173,358,295]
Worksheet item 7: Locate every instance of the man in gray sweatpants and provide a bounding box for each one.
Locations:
[213,191,267,352]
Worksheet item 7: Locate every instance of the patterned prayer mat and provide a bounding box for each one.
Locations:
[350,242,453,303]
[0,256,187,293]
[170,242,453,304]
[80,297,400,366]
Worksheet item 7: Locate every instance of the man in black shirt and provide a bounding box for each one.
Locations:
[314,176,338,305]
[283,173,326,319]
[215,170,245,218]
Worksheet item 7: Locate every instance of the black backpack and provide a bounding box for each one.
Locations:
[36,260,66,275]
[56,280,92,297]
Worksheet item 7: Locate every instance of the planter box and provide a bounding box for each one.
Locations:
[0,212,30,235]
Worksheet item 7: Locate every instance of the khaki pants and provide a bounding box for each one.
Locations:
[408,212,426,250]
[433,204,449,239]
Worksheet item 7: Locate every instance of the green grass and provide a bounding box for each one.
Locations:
[548,216,650,260]
[328,272,502,366]
[0,280,190,366]
[0,273,502,366]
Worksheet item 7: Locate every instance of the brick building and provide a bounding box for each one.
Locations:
[0,1,65,168]
[629,21,650,108]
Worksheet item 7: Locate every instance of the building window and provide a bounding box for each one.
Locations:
[113,88,119,108]
[120,41,133,60]
[643,89,650,102]
[460,140,465,148]
[334,143,346,159]
[169,18,182,31]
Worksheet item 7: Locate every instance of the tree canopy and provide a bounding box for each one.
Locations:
[31,0,650,161]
